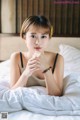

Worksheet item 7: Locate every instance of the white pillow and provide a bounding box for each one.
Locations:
[0,60,10,83]
[59,44,80,77]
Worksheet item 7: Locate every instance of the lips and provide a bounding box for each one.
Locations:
[34,47,41,50]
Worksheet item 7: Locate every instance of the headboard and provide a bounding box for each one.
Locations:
[0,36,80,61]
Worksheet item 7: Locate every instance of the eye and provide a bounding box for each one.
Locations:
[41,35,47,39]
[31,35,35,38]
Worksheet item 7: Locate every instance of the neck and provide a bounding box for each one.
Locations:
[26,51,33,59]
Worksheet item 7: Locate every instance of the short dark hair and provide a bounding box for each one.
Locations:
[20,15,53,39]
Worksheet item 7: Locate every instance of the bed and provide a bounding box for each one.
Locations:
[0,36,80,120]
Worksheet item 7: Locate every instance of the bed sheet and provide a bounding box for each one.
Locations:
[8,110,80,120]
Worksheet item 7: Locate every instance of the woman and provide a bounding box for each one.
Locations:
[10,15,64,96]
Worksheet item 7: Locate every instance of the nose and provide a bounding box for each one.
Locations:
[35,39,39,45]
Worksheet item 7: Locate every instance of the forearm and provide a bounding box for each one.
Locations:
[44,70,62,96]
[11,71,28,89]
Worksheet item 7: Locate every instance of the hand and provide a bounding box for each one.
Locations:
[24,56,41,78]
[33,57,46,72]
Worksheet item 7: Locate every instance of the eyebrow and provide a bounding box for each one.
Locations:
[30,32,49,35]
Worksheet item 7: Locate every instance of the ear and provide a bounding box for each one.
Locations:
[22,33,26,39]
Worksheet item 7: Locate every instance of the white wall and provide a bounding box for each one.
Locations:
[1,0,16,33]
[0,36,80,60]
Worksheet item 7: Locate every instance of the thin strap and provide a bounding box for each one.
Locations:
[52,53,58,74]
[20,52,24,68]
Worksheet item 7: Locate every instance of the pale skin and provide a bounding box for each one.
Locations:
[10,25,64,96]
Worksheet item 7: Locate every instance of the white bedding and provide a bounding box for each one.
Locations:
[8,110,80,120]
[0,60,80,120]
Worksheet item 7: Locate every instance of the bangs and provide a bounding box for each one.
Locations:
[33,22,50,30]
[32,16,51,30]
[20,16,52,39]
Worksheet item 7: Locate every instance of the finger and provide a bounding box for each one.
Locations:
[30,56,39,61]
[29,56,40,62]
[29,63,38,69]
[29,62,41,69]
[28,58,36,65]
[28,59,40,66]
[28,59,38,65]
[36,64,45,71]
[31,67,40,72]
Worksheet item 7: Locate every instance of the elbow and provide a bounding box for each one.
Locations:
[10,86,15,90]
[48,92,61,96]
[10,84,17,90]
[48,89,62,96]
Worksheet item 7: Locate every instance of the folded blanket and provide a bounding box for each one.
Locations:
[0,73,80,116]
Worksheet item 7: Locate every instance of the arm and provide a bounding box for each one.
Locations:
[44,55,64,96]
[10,52,28,89]
[10,52,41,89]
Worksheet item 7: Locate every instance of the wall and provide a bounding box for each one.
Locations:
[1,0,16,33]
[16,0,80,36]
[0,36,80,60]
[0,0,80,36]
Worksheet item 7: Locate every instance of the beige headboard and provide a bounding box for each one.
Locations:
[0,36,80,60]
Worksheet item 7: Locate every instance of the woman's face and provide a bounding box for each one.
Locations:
[25,25,50,55]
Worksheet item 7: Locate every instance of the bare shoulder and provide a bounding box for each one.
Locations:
[10,51,28,65]
[10,52,21,64]
[55,53,64,71]
[44,51,63,60]
[44,51,55,58]
[57,53,64,63]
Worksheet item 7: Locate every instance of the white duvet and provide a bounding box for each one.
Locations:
[0,60,80,116]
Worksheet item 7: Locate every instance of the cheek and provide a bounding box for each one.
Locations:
[27,41,32,47]
[25,39,34,50]
[26,36,34,45]
[42,39,49,47]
